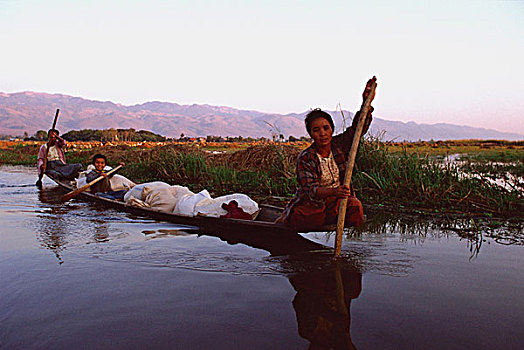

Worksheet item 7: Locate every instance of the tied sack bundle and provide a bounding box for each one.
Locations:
[124,181,171,204]
[196,193,259,219]
[173,191,259,219]
[124,181,194,213]
[144,185,194,213]
[173,190,213,216]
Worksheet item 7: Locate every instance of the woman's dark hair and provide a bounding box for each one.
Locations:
[48,129,59,137]
[92,154,107,164]
[304,108,335,136]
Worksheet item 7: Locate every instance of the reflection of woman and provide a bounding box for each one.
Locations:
[37,187,68,264]
[289,264,362,350]
[278,77,376,231]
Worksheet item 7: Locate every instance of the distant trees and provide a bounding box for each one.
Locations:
[206,135,224,142]
[25,127,308,143]
[62,128,166,142]
[35,130,47,140]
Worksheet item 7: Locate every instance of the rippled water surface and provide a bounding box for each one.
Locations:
[1,165,523,349]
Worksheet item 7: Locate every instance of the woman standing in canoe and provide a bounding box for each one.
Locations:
[277,77,376,231]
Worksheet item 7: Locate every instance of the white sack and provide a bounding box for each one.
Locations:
[124,181,171,203]
[143,185,194,213]
[195,193,259,218]
[169,185,195,202]
[75,177,87,189]
[74,167,93,188]
[173,190,212,216]
[109,174,136,191]
[143,187,177,213]
[126,197,150,208]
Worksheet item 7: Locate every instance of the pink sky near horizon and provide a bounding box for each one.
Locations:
[0,0,522,135]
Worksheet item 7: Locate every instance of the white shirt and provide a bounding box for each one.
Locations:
[47,145,61,161]
[317,152,340,188]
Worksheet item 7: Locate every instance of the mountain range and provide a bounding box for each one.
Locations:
[1,91,522,141]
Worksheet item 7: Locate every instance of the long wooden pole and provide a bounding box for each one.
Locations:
[51,108,60,130]
[334,79,377,256]
[36,109,60,186]
[333,261,351,346]
[61,164,123,202]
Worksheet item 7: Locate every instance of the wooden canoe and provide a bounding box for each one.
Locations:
[47,175,331,254]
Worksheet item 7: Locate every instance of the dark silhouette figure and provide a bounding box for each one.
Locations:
[288,260,362,350]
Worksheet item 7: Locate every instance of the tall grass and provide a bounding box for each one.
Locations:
[118,145,297,197]
[0,143,39,165]
[354,136,523,215]
[2,141,521,216]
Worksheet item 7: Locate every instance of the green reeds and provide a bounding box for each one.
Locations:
[0,143,39,165]
[354,135,523,216]
[2,140,521,217]
[118,145,297,197]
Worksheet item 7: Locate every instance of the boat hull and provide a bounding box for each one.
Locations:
[49,176,329,255]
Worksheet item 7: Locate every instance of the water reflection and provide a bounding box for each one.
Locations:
[36,185,364,349]
[285,256,361,350]
[3,165,524,349]
[32,183,364,348]
[25,169,522,349]
[350,210,523,254]
[36,185,113,262]
[36,186,70,264]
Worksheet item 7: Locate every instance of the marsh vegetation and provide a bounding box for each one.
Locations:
[1,138,522,219]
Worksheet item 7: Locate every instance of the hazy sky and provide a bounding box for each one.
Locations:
[1,0,523,134]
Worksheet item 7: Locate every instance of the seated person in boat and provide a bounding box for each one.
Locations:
[277,77,376,230]
[86,154,126,200]
[37,129,82,181]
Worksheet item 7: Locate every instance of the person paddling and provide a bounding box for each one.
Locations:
[85,154,126,200]
[36,129,82,183]
[276,77,376,231]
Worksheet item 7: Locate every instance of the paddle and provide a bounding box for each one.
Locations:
[36,109,60,187]
[61,164,123,202]
[334,77,377,256]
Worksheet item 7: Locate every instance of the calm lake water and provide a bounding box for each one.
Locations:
[1,165,523,350]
